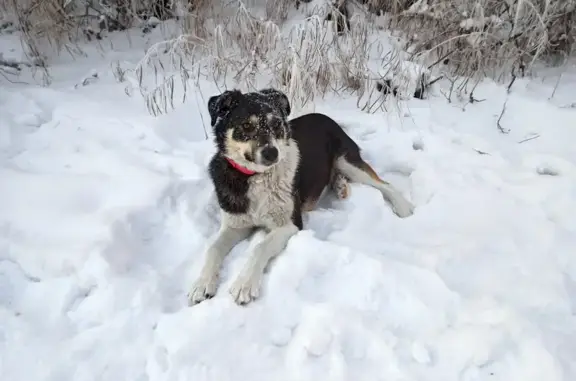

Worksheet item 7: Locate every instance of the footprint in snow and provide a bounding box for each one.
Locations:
[412,137,425,151]
[536,166,560,176]
[523,154,575,178]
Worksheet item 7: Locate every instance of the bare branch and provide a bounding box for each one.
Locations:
[497,99,511,134]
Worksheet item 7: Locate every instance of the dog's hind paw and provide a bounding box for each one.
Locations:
[392,197,415,218]
[188,276,218,306]
[229,274,262,305]
[332,173,350,200]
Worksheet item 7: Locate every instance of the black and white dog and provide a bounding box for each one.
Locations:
[188,88,414,306]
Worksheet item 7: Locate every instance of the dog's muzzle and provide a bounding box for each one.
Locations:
[261,146,278,163]
[256,144,279,166]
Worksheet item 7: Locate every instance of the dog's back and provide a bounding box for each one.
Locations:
[290,113,414,218]
[290,113,358,208]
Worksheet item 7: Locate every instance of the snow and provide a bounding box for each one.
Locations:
[2,17,576,381]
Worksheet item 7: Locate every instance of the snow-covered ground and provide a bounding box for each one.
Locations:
[2,13,576,381]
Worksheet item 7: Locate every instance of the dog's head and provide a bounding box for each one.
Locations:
[208,88,292,173]
[208,88,291,126]
[248,88,291,119]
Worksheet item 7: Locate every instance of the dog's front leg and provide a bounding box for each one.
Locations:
[188,224,252,305]
[229,223,299,305]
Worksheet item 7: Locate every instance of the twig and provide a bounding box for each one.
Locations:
[0,58,21,70]
[518,134,540,143]
[427,75,444,86]
[497,99,510,134]
[194,85,209,140]
[469,93,486,103]
[549,72,563,100]
[445,76,457,103]
[468,79,485,103]
[507,67,517,93]
[427,49,455,69]
[0,69,29,84]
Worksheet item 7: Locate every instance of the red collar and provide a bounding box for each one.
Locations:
[226,158,256,175]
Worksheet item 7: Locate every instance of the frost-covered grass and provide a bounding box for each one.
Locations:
[3,0,575,111]
[2,3,576,381]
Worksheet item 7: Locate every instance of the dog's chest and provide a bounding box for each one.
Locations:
[224,145,299,229]
[250,170,294,224]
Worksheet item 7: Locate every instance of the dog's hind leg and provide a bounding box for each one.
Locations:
[229,223,299,305]
[331,170,350,200]
[335,156,415,218]
[188,224,252,305]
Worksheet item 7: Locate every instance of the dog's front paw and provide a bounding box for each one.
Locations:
[393,197,415,218]
[229,274,262,305]
[188,276,219,306]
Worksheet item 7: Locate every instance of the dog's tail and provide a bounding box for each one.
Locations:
[333,124,414,218]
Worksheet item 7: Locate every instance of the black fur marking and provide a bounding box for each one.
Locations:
[208,95,219,127]
[290,189,304,230]
[208,154,251,214]
[250,88,291,118]
[207,88,293,216]
[208,89,291,156]
[231,120,257,142]
[208,90,243,128]
[208,88,290,127]
[289,113,363,213]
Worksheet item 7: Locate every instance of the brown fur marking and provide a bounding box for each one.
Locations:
[301,198,318,212]
[360,161,390,185]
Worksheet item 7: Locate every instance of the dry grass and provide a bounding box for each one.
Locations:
[0,0,81,84]
[133,1,394,116]
[387,0,576,82]
[2,0,575,113]
[129,0,576,116]
[131,0,431,117]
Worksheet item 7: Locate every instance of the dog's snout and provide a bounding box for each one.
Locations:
[260,146,278,164]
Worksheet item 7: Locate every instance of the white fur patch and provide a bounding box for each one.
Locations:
[336,157,415,218]
[229,223,299,304]
[331,172,350,199]
[225,129,252,161]
[223,139,300,230]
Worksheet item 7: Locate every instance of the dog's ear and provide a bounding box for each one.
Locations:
[207,95,220,126]
[207,90,243,126]
[259,88,291,119]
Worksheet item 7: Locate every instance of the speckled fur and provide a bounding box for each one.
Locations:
[222,139,300,230]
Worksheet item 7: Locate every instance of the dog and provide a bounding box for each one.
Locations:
[188,88,415,306]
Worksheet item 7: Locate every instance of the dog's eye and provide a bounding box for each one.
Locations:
[269,119,284,136]
[241,123,256,134]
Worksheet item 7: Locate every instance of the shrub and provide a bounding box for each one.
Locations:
[2,0,574,112]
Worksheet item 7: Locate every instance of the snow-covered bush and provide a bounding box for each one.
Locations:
[133,1,392,116]
[2,0,574,109]
[384,0,576,81]
[0,0,193,82]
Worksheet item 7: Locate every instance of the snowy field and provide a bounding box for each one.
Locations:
[2,11,576,381]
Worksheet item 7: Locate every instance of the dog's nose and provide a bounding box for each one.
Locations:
[260,146,278,164]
